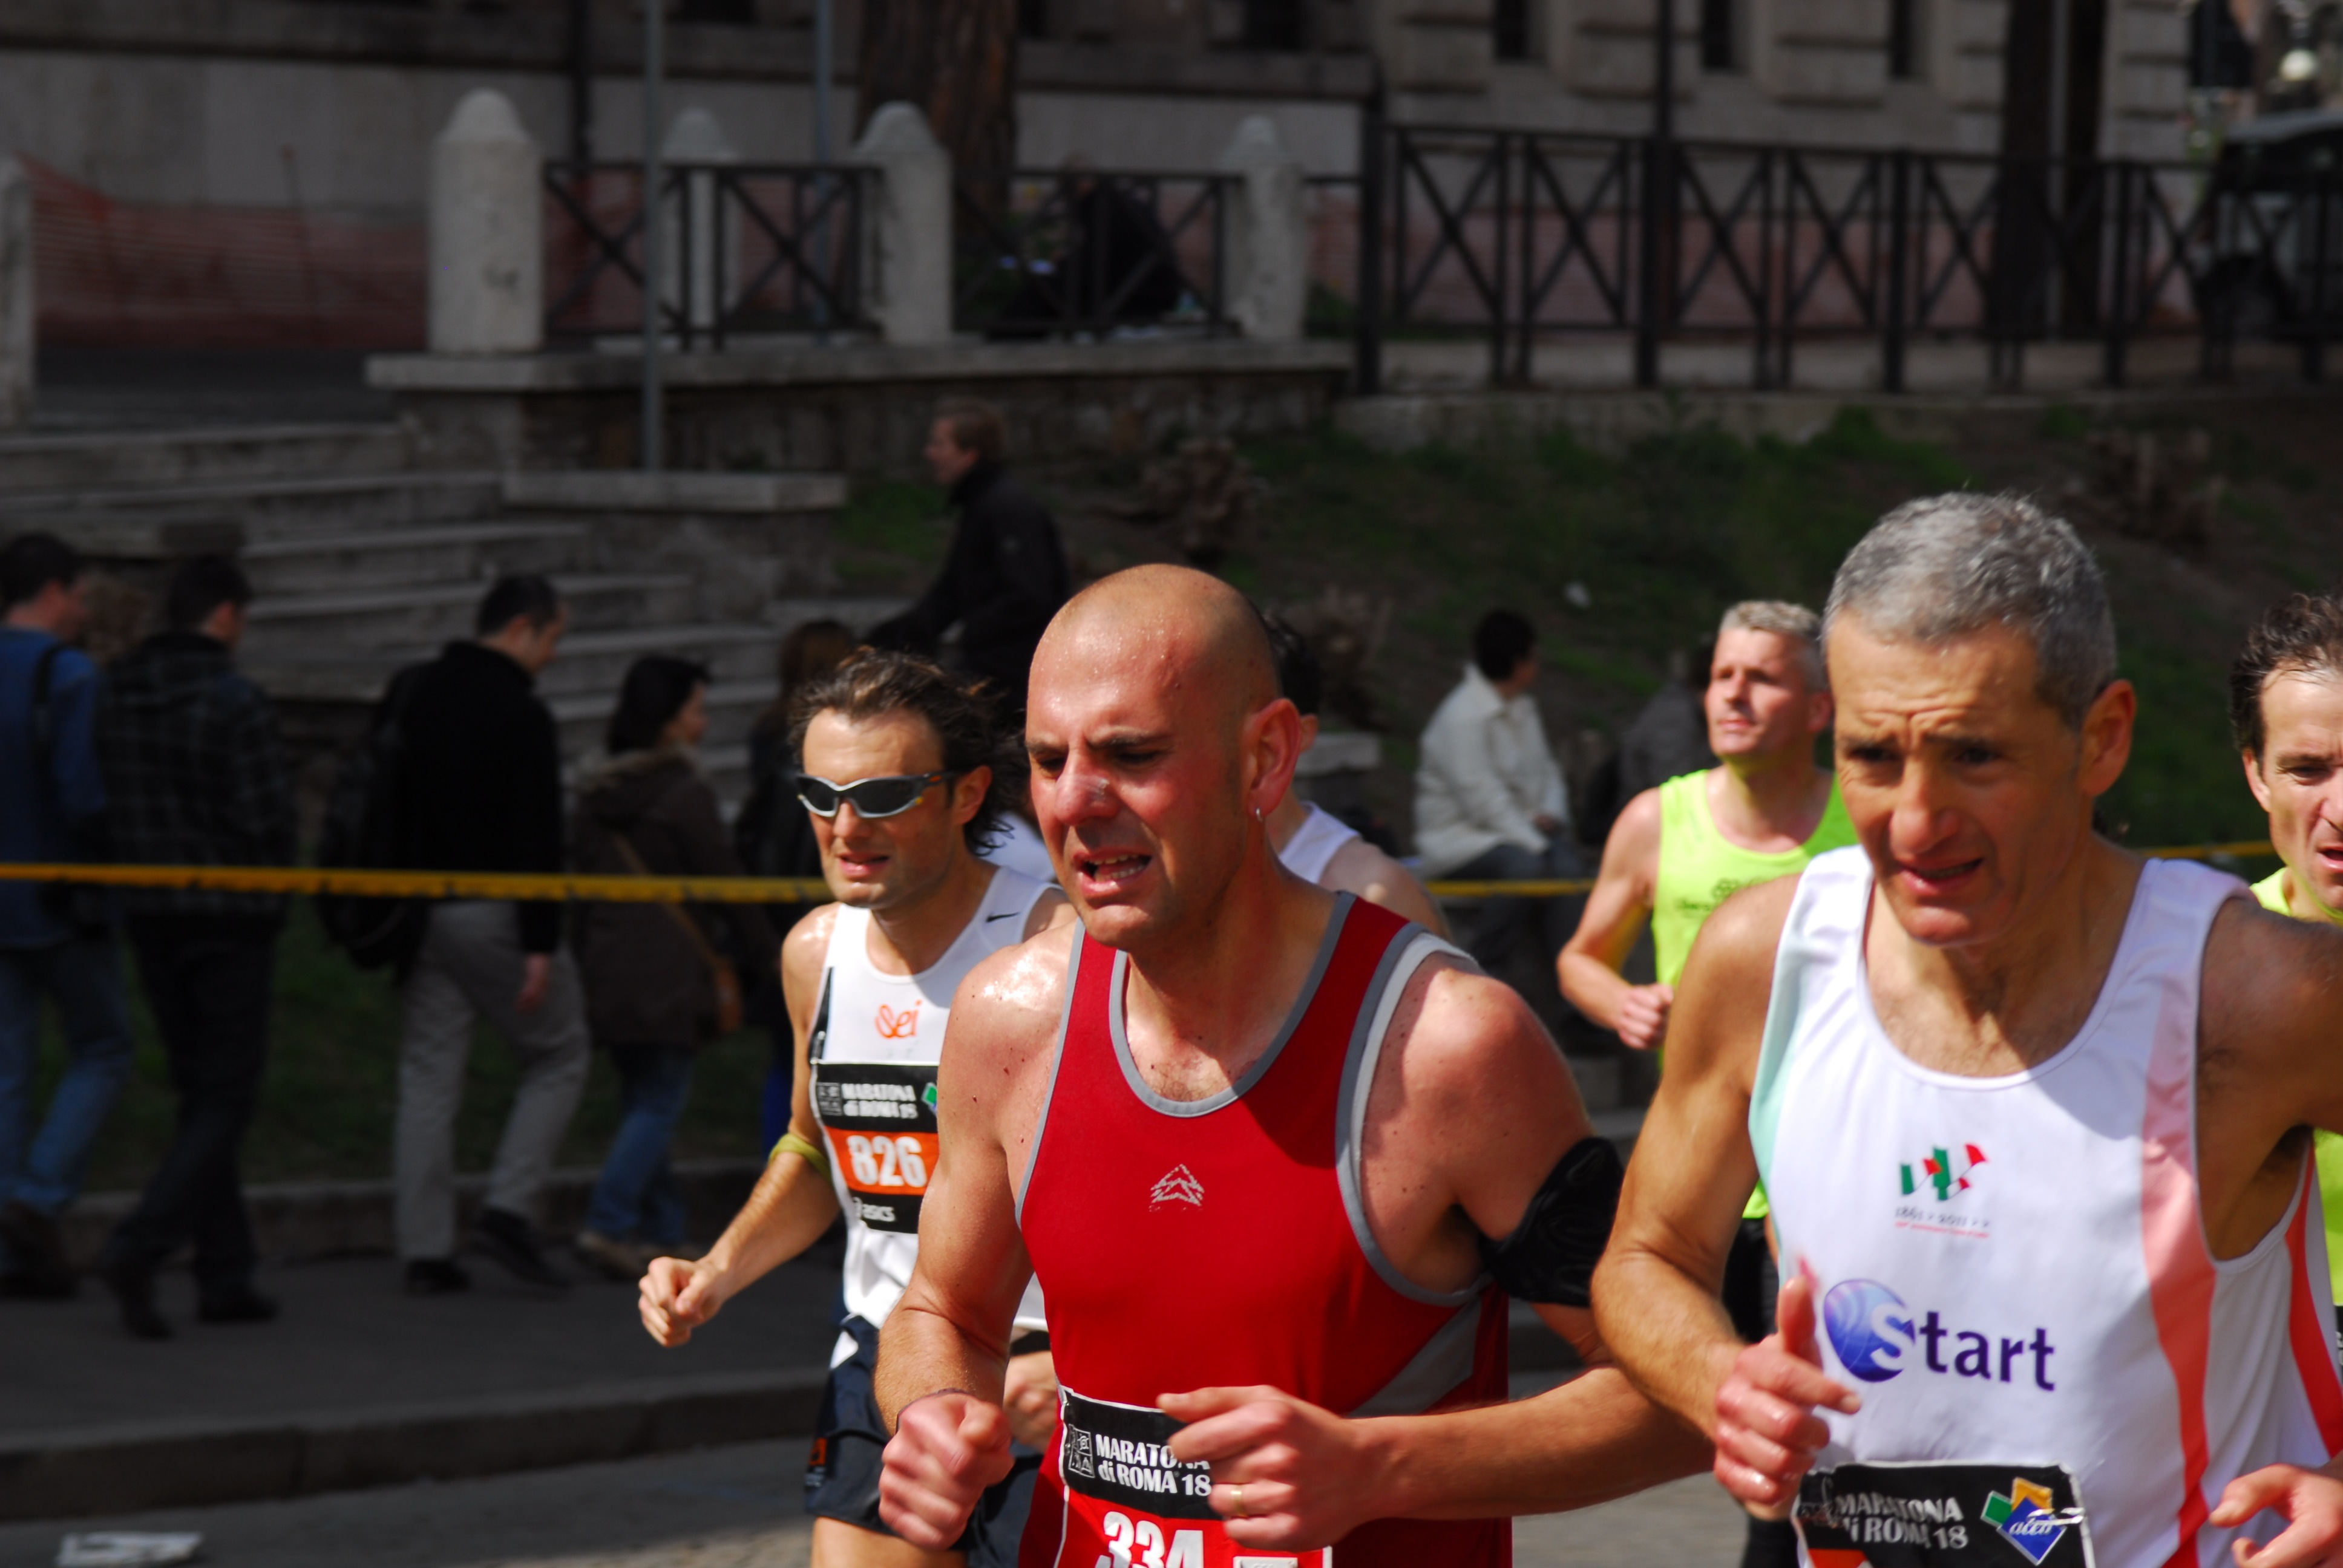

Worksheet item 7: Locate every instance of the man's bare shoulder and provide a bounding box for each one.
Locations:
[947,918,1081,1061]
[1598,787,1666,877]
[1381,952,1586,1135]
[1683,874,1798,982]
[1322,838,1445,930]
[2203,895,2343,1079]
[781,903,841,987]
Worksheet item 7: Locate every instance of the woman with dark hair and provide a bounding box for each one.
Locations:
[570,656,777,1279]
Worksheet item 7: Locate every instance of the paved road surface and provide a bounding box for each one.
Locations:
[0,1441,1746,1568]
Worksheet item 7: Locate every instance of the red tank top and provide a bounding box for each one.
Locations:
[1015,894,1510,1568]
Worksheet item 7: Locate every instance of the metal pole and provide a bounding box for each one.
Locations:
[1636,0,1674,388]
[570,0,594,168]
[1354,80,1386,396]
[812,0,835,341]
[641,0,664,471]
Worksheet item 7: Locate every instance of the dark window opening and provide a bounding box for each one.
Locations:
[1699,0,1737,71]
[2187,0,2255,88]
[1495,0,1532,60]
[1020,0,1052,38]
[674,0,755,22]
[1888,0,1921,79]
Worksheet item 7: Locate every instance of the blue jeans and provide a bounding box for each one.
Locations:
[0,933,134,1227]
[583,1044,693,1245]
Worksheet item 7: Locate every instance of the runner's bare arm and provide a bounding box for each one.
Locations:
[1320,838,1451,938]
[2203,901,2343,1256]
[1558,788,1670,1048]
[1592,877,1856,1514]
[640,907,844,1347]
[1163,959,1709,1547]
[874,926,1075,1548]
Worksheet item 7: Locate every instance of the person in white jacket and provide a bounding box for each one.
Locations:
[1414,610,1582,971]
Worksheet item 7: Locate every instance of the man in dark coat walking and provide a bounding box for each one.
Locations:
[869,401,1070,715]
[94,555,295,1339]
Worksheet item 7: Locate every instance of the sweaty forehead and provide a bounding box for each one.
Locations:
[2261,670,2343,751]
[1031,567,1276,731]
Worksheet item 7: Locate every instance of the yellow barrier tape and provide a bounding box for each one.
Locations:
[0,840,2279,905]
[0,864,831,904]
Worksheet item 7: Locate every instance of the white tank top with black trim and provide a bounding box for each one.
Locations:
[811,865,1052,1339]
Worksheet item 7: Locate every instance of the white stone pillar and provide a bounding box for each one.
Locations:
[852,103,952,345]
[0,158,30,427]
[429,90,543,355]
[661,108,738,339]
[1217,116,1308,342]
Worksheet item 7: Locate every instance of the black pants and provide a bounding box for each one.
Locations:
[1722,1217,1801,1568]
[104,916,276,1298]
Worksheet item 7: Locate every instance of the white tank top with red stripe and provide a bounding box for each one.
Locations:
[1754,848,2342,1568]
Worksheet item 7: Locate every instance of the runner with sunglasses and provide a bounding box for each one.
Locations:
[874,566,1706,1566]
[639,649,1075,1568]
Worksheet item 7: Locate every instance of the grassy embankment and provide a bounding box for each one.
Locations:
[50,403,2324,1189]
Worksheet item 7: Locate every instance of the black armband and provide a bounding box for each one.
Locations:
[1475,1135,1624,1308]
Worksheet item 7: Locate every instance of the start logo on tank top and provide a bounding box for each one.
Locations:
[1754,849,2343,1568]
[810,866,1051,1332]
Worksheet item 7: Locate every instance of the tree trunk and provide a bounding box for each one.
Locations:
[856,0,1018,176]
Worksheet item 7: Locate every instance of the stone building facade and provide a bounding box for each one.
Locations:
[0,1,2187,215]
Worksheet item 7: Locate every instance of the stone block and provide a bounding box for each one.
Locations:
[428,90,543,356]
[1219,116,1308,343]
[851,103,952,346]
[1758,41,1888,105]
[0,158,29,428]
[1772,0,1887,45]
[1383,21,1494,91]
[1950,0,2006,51]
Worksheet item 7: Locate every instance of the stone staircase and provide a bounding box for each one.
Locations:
[0,421,901,802]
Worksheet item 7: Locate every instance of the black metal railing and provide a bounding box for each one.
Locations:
[542,161,873,348]
[953,169,1239,339]
[1351,120,2343,393]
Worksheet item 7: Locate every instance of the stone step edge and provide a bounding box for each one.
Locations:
[0,1367,828,1523]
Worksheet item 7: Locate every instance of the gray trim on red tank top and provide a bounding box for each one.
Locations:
[1101,892,1354,1118]
[1334,927,1488,1310]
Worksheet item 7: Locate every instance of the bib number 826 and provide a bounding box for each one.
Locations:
[1096,1512,1204,1568]
[845,1134,928,1189]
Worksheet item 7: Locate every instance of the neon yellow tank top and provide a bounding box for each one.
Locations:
[1652,769,1856,1221]
[2253,869,2343,1307]
[1652,770,1858,988]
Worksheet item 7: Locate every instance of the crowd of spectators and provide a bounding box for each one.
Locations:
[0,394,1657,1340]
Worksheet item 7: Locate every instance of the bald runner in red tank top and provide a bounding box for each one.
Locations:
[1018,896,1507,1568]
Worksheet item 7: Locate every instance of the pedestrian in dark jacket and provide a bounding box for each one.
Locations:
[570,657,776,1279]
[868,402,1069,714]
[0,532,132,1301]
[93,555,295,1339]
[391,575,587,1296]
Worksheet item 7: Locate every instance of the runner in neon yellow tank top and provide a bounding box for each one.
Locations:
[2229,590,2343,1324]
[1561,600,1846,1568]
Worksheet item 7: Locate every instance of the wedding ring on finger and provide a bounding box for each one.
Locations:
[1231,1484,1247,1519]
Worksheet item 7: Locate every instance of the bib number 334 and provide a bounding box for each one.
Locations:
[1060,1388,1327,1568]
